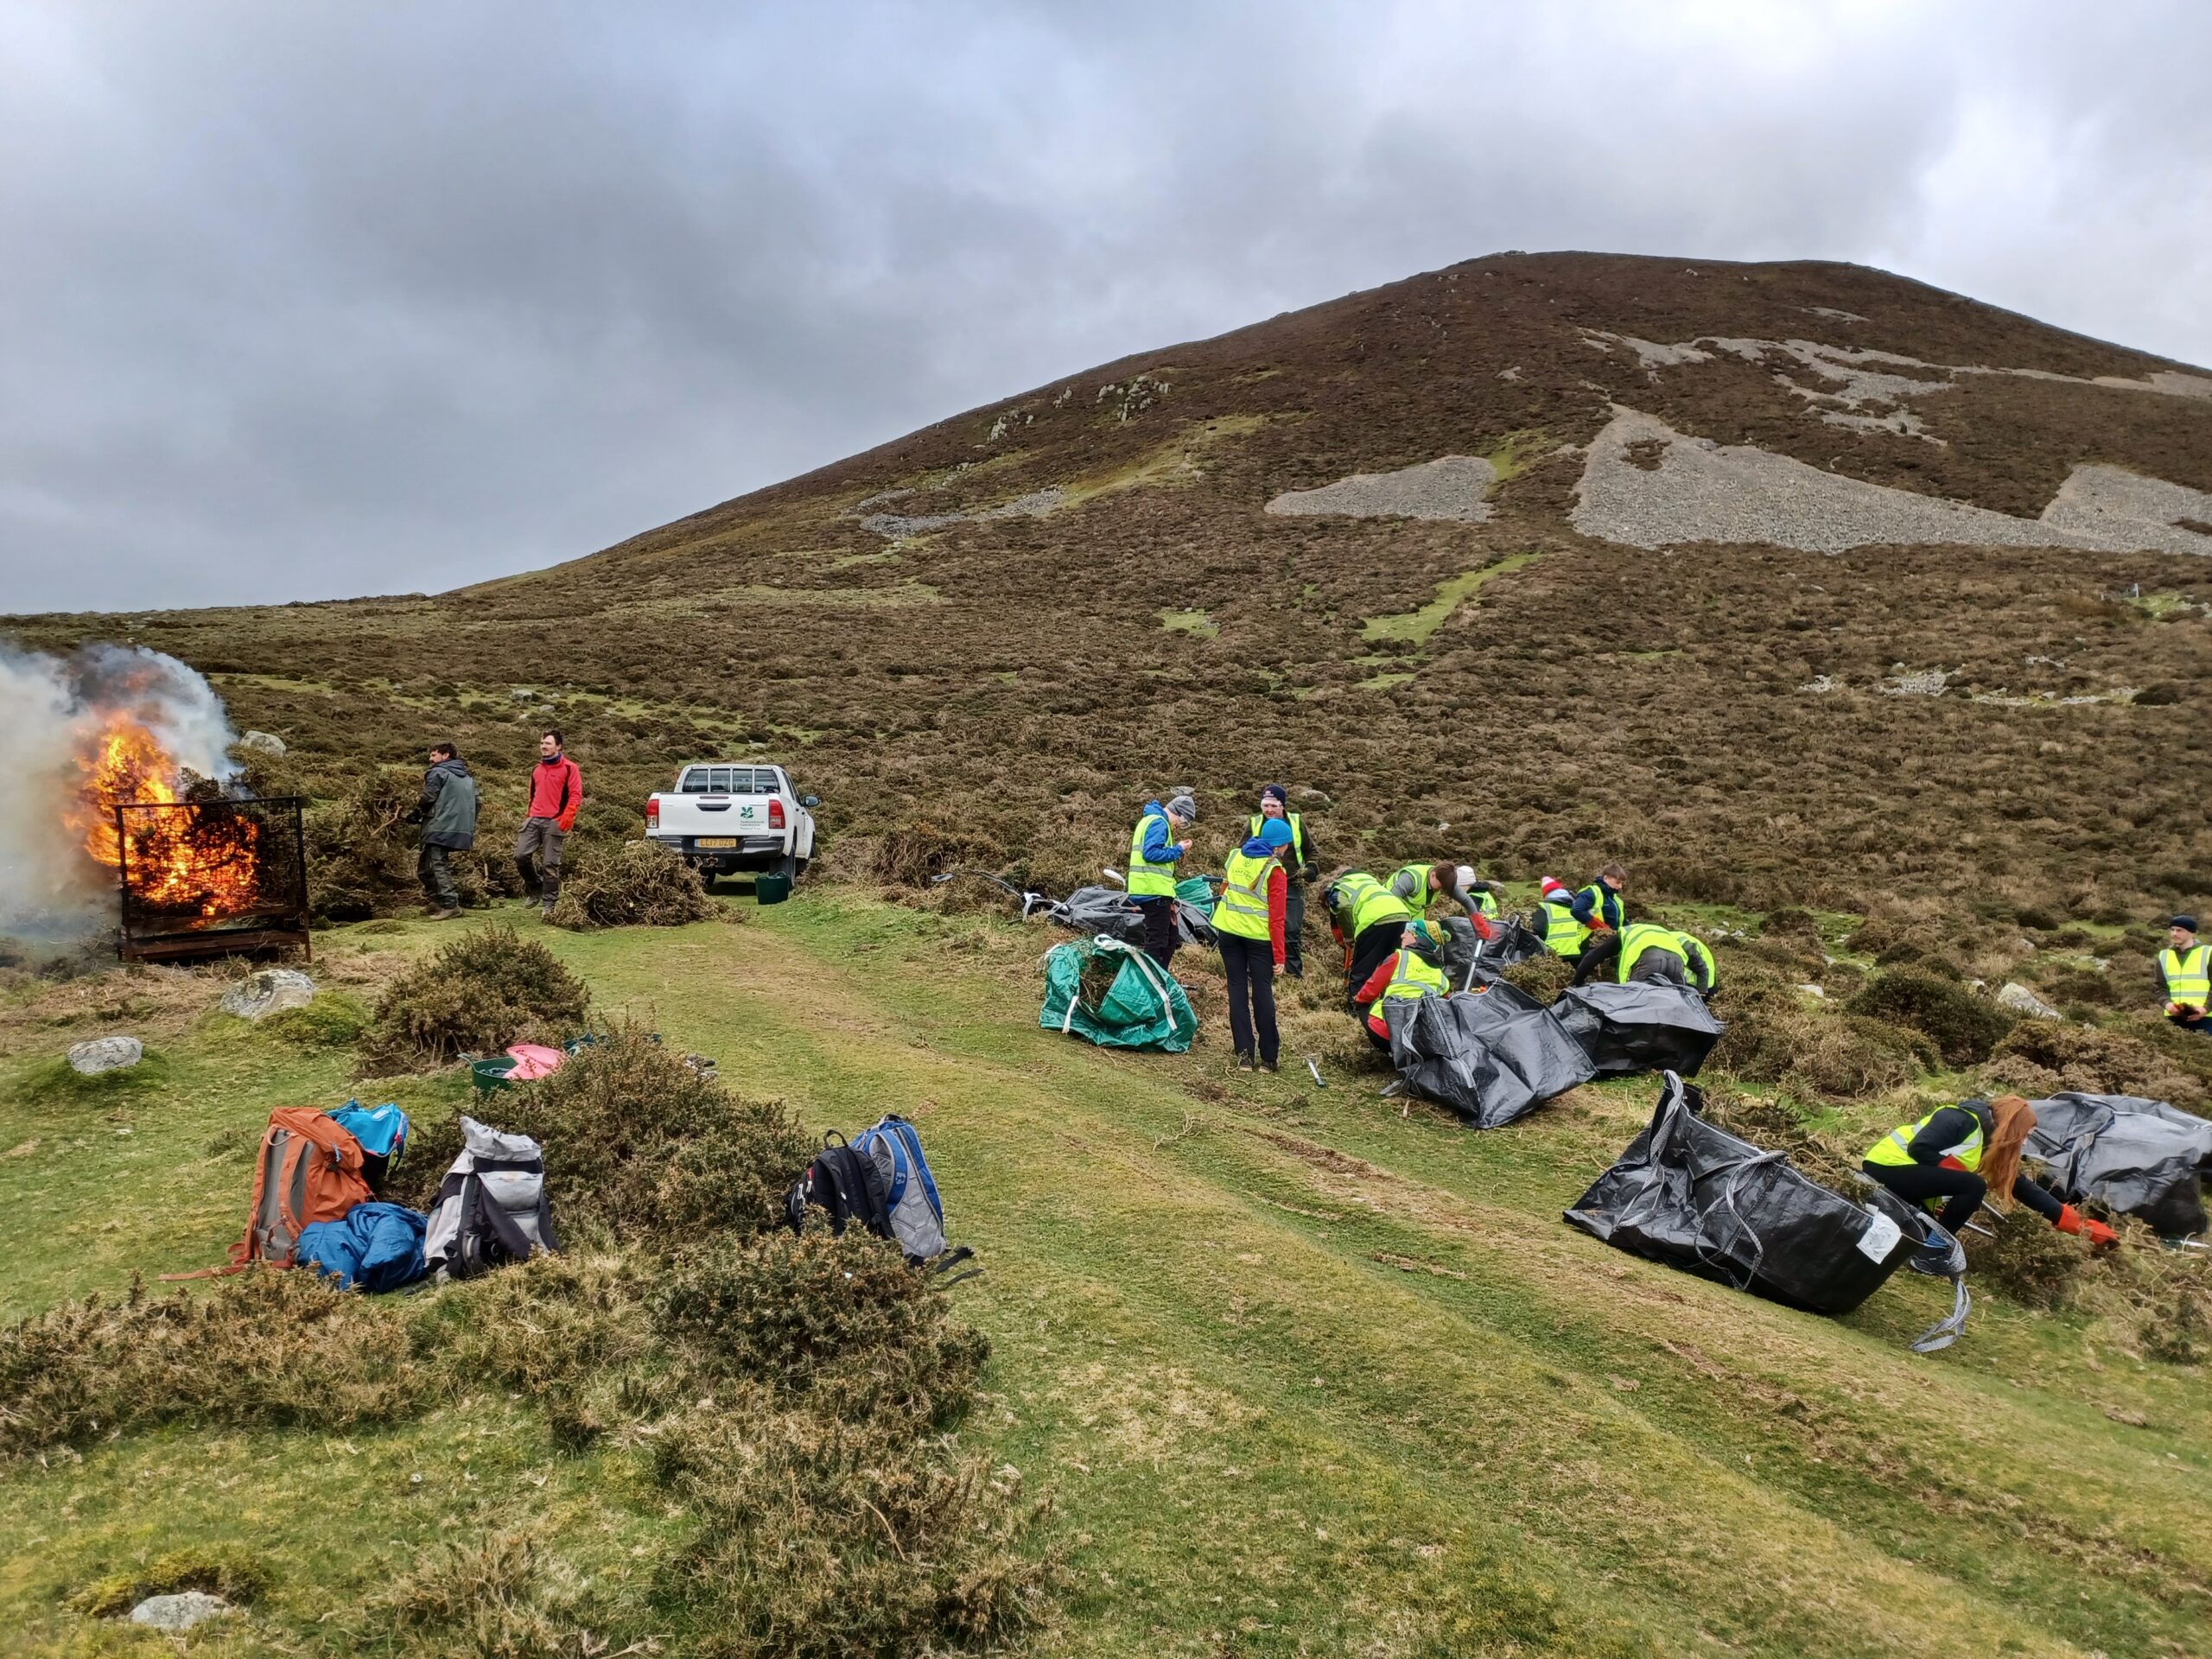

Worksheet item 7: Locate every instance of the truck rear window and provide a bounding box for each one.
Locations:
[679,766,782,795]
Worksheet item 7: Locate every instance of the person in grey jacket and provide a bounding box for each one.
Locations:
[410,743,480,918]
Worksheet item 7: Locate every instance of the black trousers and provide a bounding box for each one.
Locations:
[1863,1160,1986,1233]
[1218,933,1279,1063]
[1282,883,1307,977]
[1136,896,1179,970]
[418,844,460,908]
[1345,919,1403,1012]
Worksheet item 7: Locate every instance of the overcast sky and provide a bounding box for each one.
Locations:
[2,1,2207,614]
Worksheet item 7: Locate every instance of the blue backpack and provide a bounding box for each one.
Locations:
[849,1115,949,1263]
[330,1101,410,1194]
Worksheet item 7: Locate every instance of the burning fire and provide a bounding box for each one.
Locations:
[72,716,262,918]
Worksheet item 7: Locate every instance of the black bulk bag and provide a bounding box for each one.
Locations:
[1564,1074,1928,1317]
[1551,981,1726,1077]
[2024,1093,2212,1237]
[1387,981,1598,1128]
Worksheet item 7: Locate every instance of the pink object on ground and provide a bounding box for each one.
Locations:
[504,1043,566,1081]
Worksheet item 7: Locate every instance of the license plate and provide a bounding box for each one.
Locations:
[695,837,737,849]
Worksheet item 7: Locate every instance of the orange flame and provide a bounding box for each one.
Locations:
[72,716,262,918]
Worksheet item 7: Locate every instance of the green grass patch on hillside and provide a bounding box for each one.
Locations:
[3,896,2209,1657]
[1158,607,1218,638]
[1361,552,1540,645]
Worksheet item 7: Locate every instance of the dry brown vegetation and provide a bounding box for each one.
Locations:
[5,253,2200,945]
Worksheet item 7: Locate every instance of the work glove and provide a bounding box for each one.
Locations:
[2056,1204,2120,1249]
[1471,914,1496,942]
[1937,1155,1972,1173]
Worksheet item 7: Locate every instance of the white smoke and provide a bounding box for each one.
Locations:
[0,641,240,940]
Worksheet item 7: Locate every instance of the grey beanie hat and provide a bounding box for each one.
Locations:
[1166,793,1198,822]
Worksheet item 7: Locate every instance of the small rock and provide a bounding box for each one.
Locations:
[219,968,316,1021]
[1796,983,1827,1000]
[67,1035,143,1075]
[129,1591,231,1630]
[1996,982,2064,1021]
[238,730,287,754]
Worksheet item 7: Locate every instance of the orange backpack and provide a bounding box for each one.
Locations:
[168,1108,374,1280]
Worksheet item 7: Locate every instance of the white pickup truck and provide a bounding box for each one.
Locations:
[645,761,819,885]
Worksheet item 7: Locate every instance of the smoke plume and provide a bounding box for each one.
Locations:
[0,641,240,939]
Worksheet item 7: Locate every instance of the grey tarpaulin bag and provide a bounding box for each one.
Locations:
[1386,981,1598,1128]
[1551,982,1726,1077]
[1565,1074,1965,1351]
[2024,1093,2212,1236]
[423,1116,559,1281]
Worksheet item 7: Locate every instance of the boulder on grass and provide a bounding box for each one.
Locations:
[220,969,316,1021]
[67,1035,143,1075]
[238,730,287,754]
[129,1592,230,1630]
[1996,982,2064,1021]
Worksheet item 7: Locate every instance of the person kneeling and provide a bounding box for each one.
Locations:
[1351,920,1450,1055]
[1862,1095,2117,1248]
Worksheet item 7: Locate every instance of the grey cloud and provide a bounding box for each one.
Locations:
[1,0,2207,612]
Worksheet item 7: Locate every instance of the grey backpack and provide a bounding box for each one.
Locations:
[423,1116,558,1281]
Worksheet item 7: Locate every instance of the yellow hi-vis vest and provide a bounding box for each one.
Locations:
[1386,861,1498,918]
[1370,947,1448,1027]
[2160,944,2209,1013]
[1215,848,1276,943]
[1865,1108,1984,1172]
[1333,873,1413,937]
[1540,895,1588,957]
[1577,882,1619,933]
[1616,922,1686,982]
[1248,811,1306,869]
[1128,810,1178,899]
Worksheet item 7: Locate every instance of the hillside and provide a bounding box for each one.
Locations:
[7,251,2209,944]
[3,900,2209,1657]
[5,254,2212,1656]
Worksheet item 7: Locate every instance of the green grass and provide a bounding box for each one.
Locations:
[1158,608,1218,638]
[3,897,2209,1656]
[1361,553,1541,645]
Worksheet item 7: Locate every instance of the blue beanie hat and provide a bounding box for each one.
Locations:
[1259,817,1294,849]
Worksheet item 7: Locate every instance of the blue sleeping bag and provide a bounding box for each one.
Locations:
[296,1202,429,1292]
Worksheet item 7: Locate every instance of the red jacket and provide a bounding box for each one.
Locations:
[1260,864,1287,967]
[1356,950,1410,1037]
[528,754,582,830]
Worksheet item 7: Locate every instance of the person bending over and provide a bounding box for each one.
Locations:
[1862,1095,2116,1246]
[1351,920,1450,1055]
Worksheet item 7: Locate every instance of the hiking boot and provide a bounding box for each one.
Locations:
[1235,1055,1256,1072]
[429,907,461,921]
[1259,1060,1279,1074]
[538,901,556,920]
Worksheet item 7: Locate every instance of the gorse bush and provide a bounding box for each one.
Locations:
[658,1232,989,1427]
[354,923,589,1076]
[1845,970,2014,1068]
[1986,1019,2206,1112]
[547,838,718,930]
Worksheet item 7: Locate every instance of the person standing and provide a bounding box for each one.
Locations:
[1128,793,1197,970]
[516,729,583,919]
[1249,785,1319,978]
[410,741,479,920]
[1215,817,1293,1071]
[1351,919,1450,1053]
[2158,915,2209,1033]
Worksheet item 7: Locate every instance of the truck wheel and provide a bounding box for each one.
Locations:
[778,854,803,883]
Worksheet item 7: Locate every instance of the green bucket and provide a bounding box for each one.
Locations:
[470,1056,519,1096]
[755,873,792,906]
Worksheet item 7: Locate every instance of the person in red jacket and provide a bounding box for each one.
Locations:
[516,729,582,918]
[1352,920,1450,1054]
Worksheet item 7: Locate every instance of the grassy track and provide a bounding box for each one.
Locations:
[3,894,2209,1656]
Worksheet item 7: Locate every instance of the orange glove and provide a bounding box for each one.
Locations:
[2056,1205,2119,1249]
[1938,1156,1971,1173]
[1472,914,1496,942]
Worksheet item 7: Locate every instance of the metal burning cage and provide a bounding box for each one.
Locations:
[114,796,310,962]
